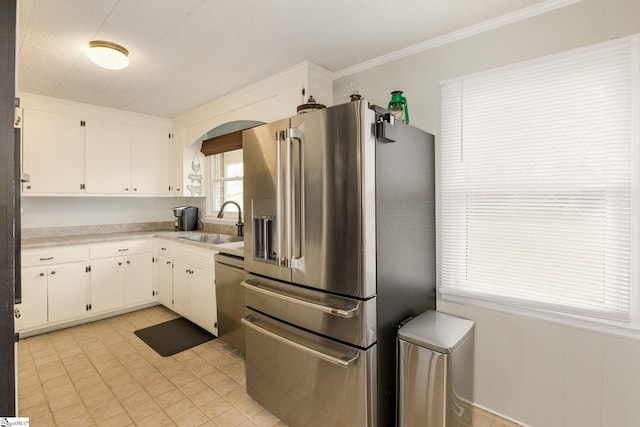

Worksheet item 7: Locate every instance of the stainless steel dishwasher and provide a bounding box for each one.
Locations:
[214,252,245,353]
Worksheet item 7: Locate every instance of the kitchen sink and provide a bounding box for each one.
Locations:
[178,233,243,245]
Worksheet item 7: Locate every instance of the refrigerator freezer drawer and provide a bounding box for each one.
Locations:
[244,309,376,427]
[243,274,376,348]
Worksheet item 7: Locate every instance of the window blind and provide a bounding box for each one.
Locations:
[439,36,637,323]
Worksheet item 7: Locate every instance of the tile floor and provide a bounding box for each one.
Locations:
[17,305,522,427]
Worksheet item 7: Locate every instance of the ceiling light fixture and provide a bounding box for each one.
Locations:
[88,40,129,70]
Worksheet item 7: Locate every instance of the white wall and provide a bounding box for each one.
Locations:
[172,61,333,151]
[21,197,204,229]
[333,0,640,425]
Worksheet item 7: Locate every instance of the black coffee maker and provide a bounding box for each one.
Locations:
[173,206,198,231]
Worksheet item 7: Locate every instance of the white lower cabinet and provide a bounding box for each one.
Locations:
[47,262,91,324]
[19,238,218,337]
[89,240,154,313]
[156,254,174,307]
[89,257,125,314]
[19,246,91,332]
[189,266,218,334]
[124,253,154,306]
[167,244,218,335]
[18,267,49,331]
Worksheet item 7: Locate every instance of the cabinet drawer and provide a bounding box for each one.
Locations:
[22,246,89,267]
[90,239,152,259]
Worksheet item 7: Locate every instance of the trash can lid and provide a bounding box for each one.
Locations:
[398,310,475,354]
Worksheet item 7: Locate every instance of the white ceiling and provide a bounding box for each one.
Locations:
[18,0,551,118]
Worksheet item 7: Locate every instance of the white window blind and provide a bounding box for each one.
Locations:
[439,36,638,323]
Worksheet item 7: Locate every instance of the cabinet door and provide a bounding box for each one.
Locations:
[18,267,49,331]
[85,119,131,194]
[190,266,217,335]
[171,136,185,195]
[48,262,89,324]
[124,253,153,306]
[156,254,173,307]
[172,258,191,316]
[90,258,125,313]
[131,126,170,195]
[22,109,84,194]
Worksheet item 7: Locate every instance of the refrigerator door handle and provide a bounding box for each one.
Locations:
[275,130,287,267]
[287,128,305,269]
[241,316,359,367]
[241,280,360,318]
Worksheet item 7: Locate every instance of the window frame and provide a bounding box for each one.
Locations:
[438,35,640,338]
[206,148,243,222]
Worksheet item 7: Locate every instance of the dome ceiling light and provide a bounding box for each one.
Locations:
[87,40,129,70]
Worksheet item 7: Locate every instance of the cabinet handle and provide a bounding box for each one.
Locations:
[241,280,360,318]
[161,247,167,251]
[39,257,53,261]
[118,248,129,252]
[241,317,359,367]
[166,261,171,264]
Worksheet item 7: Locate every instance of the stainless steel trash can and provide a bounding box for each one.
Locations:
[398,310,475,427]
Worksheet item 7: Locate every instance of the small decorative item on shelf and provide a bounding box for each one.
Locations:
[349,90,362,102]
[388,90,409,124]
[187,151,202,196]
[297,95,326,114]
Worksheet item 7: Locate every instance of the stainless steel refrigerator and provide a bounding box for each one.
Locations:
[241,100,435,427]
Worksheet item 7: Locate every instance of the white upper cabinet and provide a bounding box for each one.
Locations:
[85,119,132,194]
[131,126,171,195]
[22,109,85,194]
[84,121,171,195]
[20,93,172,197]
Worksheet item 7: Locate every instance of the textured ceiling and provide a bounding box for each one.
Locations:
[18,0,552,118]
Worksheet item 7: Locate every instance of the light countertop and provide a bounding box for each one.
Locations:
[22,230,245,257]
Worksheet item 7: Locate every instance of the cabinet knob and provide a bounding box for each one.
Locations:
[26,185,32,190]
[118,262,123,266]
[124,188,129,192]
[133,188,137,192]
[166,261,171,264]
[39,272,45,277]
[126,260,131,264]
[50,271,56,275]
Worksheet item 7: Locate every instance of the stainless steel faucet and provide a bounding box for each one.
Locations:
[218,201,243,237]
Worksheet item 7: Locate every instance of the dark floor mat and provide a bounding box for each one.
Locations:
[134,317,215,357]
